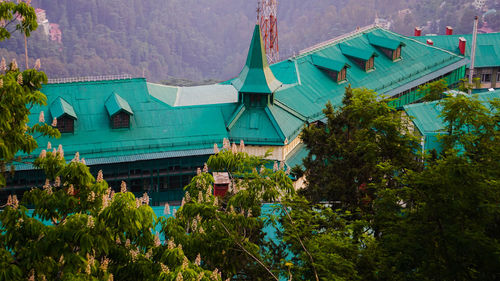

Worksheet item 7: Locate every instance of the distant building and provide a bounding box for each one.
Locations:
[414,32,500,89]
[49,23,62,44]
[5,25,467,204]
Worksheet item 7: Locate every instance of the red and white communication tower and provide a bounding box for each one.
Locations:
[257,0,279,64]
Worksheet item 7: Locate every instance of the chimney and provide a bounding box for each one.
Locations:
[426,39,434,45]
[446,26,453,35]
[414,27,422,36]
[458,37,466,55]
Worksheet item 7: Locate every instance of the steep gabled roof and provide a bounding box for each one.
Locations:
[339,43,378,61]
[311,55,350,72]
[231,25,282,94]
[367,33,405,50]
[50,97,77,120]
[105,93,134,117]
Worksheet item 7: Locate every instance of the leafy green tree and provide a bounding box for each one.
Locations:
[374,94,500,280]
[161,140,294,280]
[417,79,448,102]
[0,0,59,187]
[300,86,420,211]
[0,148,221,281]
[278,196,379,281]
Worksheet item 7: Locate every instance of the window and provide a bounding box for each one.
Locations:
[112,112,130,128]
[337,68,347,82]
[365,57,374,71]
[497,71,500,83]
[393,46,402,60]
[481,73,491,83]
[56,117,74,133]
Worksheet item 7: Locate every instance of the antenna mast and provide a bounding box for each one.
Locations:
[257,0,279,64]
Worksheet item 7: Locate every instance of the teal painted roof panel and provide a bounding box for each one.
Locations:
[105,93,134,116]
[311,55,349,72]
[367,33,404,50]
[285,143,309,168]
[339,43,378,61]
[49,97,77,120]
[228,106,284,145]
[232,25,283,94]
[23,78,231,163]
[413,33,500,67]
[147,83,177,106]
[274,27,465,120]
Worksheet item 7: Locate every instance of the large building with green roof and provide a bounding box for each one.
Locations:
[5,24,469,204]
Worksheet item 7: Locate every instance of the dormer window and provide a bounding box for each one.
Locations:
[112,112,130,128]
[339,43,378,73]
[105,93,134,129]
[49,97,77,134]
[367,33,405,61]
[56,117,75,133]
[365,57,374,71]
[311,55,350,83]
[393,46,402,60]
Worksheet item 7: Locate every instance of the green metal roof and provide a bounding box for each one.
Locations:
[49,97,77,120]
[311,55,350,72]
[25,78,232,165]
[285,143,309,168]
[272,27,466,121]
[105,93,134,117]
[403,90,500,151]
[413,33,500,67]
[367,33,405,50]
[339,43,378,61]
[231,25,283,94]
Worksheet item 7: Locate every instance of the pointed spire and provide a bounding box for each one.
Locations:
[232,25,282,95]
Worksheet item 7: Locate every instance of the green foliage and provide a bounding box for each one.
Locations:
[373,94,500,280]
[0,59,59,187]
[278,196,379,281]
[0,1,38,41]
[300,86,420,211]
[161,142,294,280]
[0,1,59,187]
[0,150,220,281]
[417,79,448,102]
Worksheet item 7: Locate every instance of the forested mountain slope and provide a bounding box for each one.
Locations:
[0,0,497,82]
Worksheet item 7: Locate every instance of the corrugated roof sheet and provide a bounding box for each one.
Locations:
[105,93,134,116]
[339,43,378,61]
[413,33,500,67]
[367,33,404,50]
[285,143,309,168]
[273,27,466,120]
[24,78,232,164]
[311,55,350,72]
[49,97,77,120]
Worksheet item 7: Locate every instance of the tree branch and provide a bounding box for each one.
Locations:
[214,213,279,281]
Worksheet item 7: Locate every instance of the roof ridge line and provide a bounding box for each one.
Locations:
[384,28,465,58]
[297,24,381,58]
[273,100,307,121]
[264,107,286,142]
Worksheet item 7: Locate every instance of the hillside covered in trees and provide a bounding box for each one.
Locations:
[1,0,498,82]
